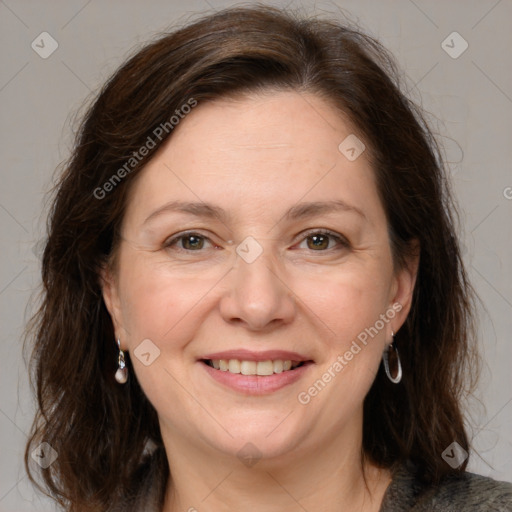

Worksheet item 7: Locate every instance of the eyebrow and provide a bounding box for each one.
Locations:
[142,199,366,226]
[283,199,366,222]
[142,200,228,226]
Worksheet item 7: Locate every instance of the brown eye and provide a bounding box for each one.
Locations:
[296,230,349,252]
[164,232,213,252]
[181,234,205,250]
[307,234,330,250]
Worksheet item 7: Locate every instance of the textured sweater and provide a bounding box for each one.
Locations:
[380,462,512,511]
[120,454,512,511]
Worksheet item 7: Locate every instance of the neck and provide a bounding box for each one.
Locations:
[160,421,391,512]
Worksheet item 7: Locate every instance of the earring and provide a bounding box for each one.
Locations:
[383,331,402,384]
[115,338,128,384]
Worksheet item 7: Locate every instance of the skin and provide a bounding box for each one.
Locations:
[102,90,418,512]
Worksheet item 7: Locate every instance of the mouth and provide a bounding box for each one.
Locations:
[201,358,311,376]
[198,350,314,395]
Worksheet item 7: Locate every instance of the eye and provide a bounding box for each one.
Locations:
[296,230,349,251]
[164,232,214,251]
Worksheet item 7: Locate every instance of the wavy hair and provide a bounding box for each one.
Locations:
[25,5,479,511]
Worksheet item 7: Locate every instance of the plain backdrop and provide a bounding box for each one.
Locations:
[0,0,511,510]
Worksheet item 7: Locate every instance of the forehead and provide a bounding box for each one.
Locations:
[165,90,360,166]
[123,90,381,227]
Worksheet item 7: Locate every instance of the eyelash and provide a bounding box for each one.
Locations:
[163,229,350,253]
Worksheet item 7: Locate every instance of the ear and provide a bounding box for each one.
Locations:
[389,239,420,334]
[99,263,128,347]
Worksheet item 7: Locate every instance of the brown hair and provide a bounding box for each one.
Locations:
[25,5,478,510]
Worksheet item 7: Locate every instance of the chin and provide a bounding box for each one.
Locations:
[203,415,308,464]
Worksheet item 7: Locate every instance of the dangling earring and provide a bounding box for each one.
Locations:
[115,338,128,384]
[383,331,402,384]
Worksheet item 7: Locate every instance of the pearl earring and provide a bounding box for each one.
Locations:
[115,338,128,384]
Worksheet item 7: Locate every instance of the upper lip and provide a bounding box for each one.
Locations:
[201,349,313,362]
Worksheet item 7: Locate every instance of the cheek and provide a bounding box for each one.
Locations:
[120,273,208,346]
[293,273,391,429]
[116,248,231,357]
[294,264,392,344]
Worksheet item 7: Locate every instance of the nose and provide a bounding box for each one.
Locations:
[219,248,296,331]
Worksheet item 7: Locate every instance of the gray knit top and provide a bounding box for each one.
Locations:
[119,454,512,511]
[380,462,512,511]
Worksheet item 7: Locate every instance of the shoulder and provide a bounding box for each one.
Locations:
[427,471,512,511]
[381,462,512,511]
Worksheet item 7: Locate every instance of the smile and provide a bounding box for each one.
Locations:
[199,358,314,395]
[203,359,305,376]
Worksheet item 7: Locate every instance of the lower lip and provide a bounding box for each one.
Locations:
[200,361,313,395]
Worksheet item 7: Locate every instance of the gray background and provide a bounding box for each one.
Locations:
[0,0,511,510]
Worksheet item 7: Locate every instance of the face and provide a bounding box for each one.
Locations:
[102,90,417,462]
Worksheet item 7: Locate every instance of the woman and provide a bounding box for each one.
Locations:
[24,5,512,511]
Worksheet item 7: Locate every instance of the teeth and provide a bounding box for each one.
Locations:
[210,359,302,376]
[257,360,274,376]
[273,360,284,373]
[240,360,256,375]
[228,359,241,374]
